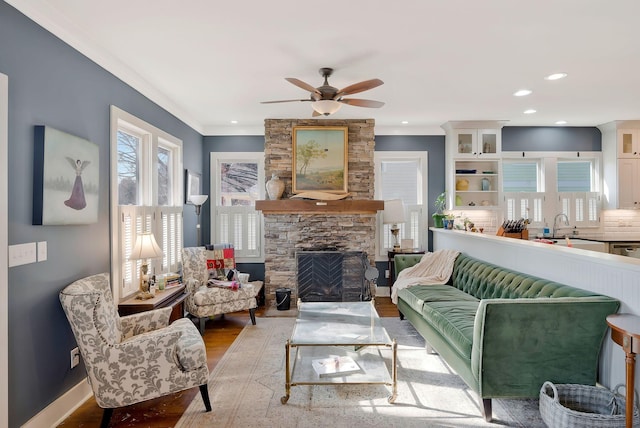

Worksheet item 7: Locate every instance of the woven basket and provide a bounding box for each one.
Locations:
[539,381,640,428]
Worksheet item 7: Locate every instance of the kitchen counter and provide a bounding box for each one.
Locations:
[553,232,640,243]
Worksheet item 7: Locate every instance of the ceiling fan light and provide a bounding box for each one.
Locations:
[311,100,342,116]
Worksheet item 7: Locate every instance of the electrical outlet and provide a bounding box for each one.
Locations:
[385,270,390,279]
[70,347,80,369]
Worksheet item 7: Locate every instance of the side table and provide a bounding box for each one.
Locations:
[606,313,640,428]
[118,284,187,324]
[387,250,425,296]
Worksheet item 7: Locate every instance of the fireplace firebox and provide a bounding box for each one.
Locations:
[296,250,372,302]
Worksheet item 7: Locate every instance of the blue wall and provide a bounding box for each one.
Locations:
[502,126,601,152]
[0,3,204,426]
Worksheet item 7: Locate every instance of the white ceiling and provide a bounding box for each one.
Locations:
[7,0,640,136]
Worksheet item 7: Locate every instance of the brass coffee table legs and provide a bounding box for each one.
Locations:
[281,339,397,404]
[281,340,291,404]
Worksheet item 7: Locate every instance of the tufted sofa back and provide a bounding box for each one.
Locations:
[451,254,600,300]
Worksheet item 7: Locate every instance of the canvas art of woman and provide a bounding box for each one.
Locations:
[64,157,90,210]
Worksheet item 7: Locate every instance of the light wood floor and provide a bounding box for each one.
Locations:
[58,297,399,427]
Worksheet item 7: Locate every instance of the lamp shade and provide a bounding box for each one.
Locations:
[311,100,342,116]
[130,232,163,260]
[189,194,208,205]
[383,199,405,224]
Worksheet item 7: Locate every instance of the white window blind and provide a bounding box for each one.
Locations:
[503,192,544,227]
[111,106,183,302]
[374,152,428,257]
[557,192,600,226]
[210,153,265,262]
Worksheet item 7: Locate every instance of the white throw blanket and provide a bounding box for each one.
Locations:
[391,249,460,304]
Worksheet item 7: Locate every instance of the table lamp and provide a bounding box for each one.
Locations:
[383,199,405,251]
[189,194,208,247]
[130,231,163,297]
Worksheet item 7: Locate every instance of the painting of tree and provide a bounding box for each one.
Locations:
[292,126,348,194]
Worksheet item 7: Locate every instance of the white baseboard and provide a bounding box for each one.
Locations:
[21,379,92,428]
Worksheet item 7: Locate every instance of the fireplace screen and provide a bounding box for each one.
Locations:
[296,251,370,302]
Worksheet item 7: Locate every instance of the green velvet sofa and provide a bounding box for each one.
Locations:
[394,253,620,422]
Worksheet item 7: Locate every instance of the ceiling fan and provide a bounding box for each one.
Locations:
[261,67,384,116]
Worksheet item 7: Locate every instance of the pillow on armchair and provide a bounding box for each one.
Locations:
[205,243,235,279]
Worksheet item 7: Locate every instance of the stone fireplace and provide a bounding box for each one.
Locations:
[261,118,379,309]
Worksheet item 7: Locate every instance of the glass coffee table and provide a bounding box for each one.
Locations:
[281,300,397,404]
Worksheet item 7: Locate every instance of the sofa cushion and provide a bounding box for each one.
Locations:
[193,282,258,306]
[398,285,478,314]
[420,300,479,360]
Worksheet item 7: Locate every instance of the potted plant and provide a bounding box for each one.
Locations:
[432,192,446,228]
[444,213,455,229]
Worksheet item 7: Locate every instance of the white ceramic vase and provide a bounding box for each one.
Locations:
[266,174,284,200]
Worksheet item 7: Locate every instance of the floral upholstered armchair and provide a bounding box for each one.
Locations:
[59,273,211,428]
[182,246,262,334]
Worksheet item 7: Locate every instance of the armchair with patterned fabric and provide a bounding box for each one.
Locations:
[182,246,262,334]
[59,273,211,428]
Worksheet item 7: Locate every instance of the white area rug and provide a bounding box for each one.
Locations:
[176,317,545,427]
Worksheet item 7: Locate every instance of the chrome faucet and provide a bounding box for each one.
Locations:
[552,213,570,238]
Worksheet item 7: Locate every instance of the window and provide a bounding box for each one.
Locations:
[210,152,264,261]
[502,153,601,229]
[110,106,183,301]
[374,151,428,257]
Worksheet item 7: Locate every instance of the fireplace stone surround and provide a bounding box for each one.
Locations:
[261,118,378,309]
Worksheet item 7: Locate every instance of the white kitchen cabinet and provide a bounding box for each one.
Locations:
[599,121,640,209]
[442,121,506,211]
[617,158,640,208]
[617,129,640,158]
[452,128,501,158]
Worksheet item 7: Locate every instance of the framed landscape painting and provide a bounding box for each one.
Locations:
[292,126,348,194]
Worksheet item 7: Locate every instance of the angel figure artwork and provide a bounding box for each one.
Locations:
[33,125,99,225]
[64,157,90,210]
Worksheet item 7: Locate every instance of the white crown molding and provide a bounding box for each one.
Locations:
[202,124,445,137]
[5,0,205,134]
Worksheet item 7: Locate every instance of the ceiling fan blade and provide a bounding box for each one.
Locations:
[336,78,383,97]
[339,98,385,108]
[285,78,321,99]
[260,99,311,104]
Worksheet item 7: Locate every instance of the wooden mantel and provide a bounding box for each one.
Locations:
[255,199,384,214]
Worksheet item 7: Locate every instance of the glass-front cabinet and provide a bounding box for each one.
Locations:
[443,121,506,213]
[453,128,501,158]
[617,129,640,158]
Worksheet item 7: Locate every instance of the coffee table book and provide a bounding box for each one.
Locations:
[312,355,361,378]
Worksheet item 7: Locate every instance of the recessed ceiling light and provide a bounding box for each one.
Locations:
[513,89,532,97]
[230,120,238,124]
[545,72,568,81]
[555,120,567,125]
[401,121,409,124]
[524,109,537,114]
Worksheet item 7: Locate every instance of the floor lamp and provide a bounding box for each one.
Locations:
[190,194,208,247]
[383,199,405,251]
